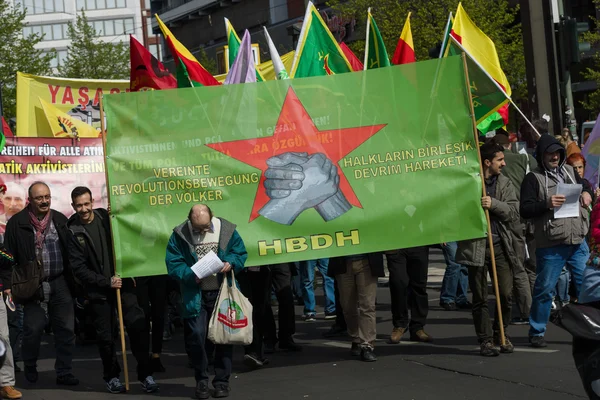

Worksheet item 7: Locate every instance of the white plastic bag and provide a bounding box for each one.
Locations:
[208,271,253,345]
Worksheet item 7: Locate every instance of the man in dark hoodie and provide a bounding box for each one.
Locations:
[520,135,593,348]
[67,186,158,394]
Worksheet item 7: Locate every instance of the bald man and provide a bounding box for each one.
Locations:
[166,204,247,399]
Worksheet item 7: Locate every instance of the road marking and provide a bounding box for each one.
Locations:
[472,347,559,354]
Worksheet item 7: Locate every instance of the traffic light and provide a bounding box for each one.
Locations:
[559,16,591,64]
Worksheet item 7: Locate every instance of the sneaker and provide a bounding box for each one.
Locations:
[410,329,434,343]
[457,301,473,310]
[360,345,377,362]
[350,342,361,357]
[243,353,264,369]
[324,312,337,320]
[195,381,210,399]
[213,384,230,398]
[105,377,126,394]
[529,336,548,348]
[440,302,457,311]
[24,366,38,383]
[151,357,166,373]
[389,327,406,344]
[322,324,347,338]
[140,376,159,393]
[56,373,79,386]
[493,334,514,353]
[304,313,316,322]
[480,341,500,357]
[510,317,529,325]
[0,386,22,399]
[279,338,302,352]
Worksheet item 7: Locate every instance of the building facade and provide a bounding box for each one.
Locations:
[15,0,145,69]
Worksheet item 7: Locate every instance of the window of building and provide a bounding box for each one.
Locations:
[104,20,115,36]
[20,0,65,14]
[146,17,153,37]
[90,19,134,37]
[49,49,68,68]
[77,0,124,9]
[124,18,134,35]
[116,0,125,8]
[149,44,158,59]
[24,23,69,41]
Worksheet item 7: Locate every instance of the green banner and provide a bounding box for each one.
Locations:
[104,55,487,277]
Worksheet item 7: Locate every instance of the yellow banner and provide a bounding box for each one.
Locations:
[16,72,129,137]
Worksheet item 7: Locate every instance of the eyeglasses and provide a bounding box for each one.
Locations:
[32,195,51,202]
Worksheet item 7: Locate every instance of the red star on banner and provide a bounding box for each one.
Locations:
[206,87,387,222]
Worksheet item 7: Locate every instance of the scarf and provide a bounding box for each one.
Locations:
[29,207,52,251]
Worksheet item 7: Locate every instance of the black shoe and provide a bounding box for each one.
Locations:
[440,302,457,311]
[279,338,302,352]
[213,384,230,398]
[243,353,264,369]
[56,373,79,386]
[480,341,500,357]
[529,336,548,348]
[457,301,473,310]
[511,317,529,325]
[151,357,166,373]
[24,366,38,383]
[264,340,276,354]
[322,324,347,338]
[360,345,377,362]
[350,343,361,357]
[195,381,210,399]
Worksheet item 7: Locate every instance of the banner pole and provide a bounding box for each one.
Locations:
[99,96,130,391]
[461,52,506,346]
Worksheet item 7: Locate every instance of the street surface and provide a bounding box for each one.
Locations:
[14,249,587,399]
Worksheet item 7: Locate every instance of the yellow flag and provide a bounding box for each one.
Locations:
[39,98,99,139]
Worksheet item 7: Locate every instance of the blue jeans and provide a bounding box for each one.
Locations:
[554,267,570,304]
[440,242,469,305]
[299,259,335,315]
[529,241,588,337]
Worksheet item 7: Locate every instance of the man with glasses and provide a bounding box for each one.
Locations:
[3,182,79,386]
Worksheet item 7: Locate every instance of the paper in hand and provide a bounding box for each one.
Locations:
[554,183,582,219]
[191,250,224,280]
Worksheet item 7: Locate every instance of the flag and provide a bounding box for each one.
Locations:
[340,42,363,71]
[1,117,12,138]
[39,98,99,139]
[263,26,289,79]
[225,18,265,82]
[448,3,510,131]
[364,8,391,70]
[0,118,5,152]
[130,35,177,91]
[392,13,416,65]
[155,14,220,88]
[582,113,600,187]
[290,1,353,78]
[224,30,256,85]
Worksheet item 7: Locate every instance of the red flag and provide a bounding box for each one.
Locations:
[339,42,363,71]
[130,35,177,91]
[392,13,416,65]
[1,117,13,137]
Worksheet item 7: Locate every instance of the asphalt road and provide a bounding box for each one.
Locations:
[12,250,588,400]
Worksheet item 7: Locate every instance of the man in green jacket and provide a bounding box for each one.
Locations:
[457,141,522,357]
[165,204,247,399]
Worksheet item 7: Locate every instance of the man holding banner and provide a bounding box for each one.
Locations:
[166,204,247,399]
[67,186,159,394]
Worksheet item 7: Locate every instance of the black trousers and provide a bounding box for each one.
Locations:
[237,267,271,357]
[387,246,430,333]
[136,275,168,354]
[264,263,296,342]
[90,287,151,382]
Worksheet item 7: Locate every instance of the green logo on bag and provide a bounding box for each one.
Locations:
[217,299,248,332]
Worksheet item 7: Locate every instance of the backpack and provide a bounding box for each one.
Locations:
[11,259,43,304]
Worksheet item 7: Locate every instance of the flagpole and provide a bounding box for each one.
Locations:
[450,36,541,138]
[462,52,506,346]
[363,8,372,71]
[99,96,130,391]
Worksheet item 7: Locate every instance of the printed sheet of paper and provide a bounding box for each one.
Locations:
[191,251,224,280]
[554,183,582,219]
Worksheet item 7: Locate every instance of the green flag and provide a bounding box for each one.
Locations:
[104,55,486,277]
[364,8,391,70]
[290,1,353,78]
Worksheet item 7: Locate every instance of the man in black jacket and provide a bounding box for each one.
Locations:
[3,181,78,386]
[67,186,158,394]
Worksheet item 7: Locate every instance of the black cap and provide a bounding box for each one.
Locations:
[545,143,564,154]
